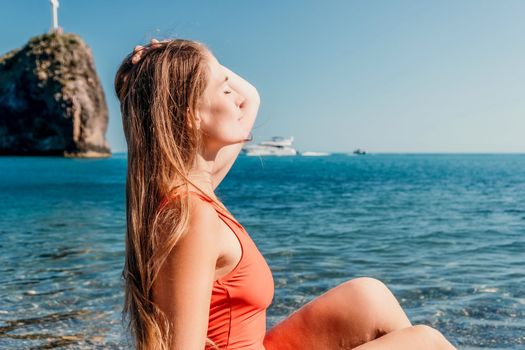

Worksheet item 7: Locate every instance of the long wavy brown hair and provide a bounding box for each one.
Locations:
[115,39,220,349]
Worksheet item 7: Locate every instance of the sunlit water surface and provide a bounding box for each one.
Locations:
[1,154,524,349]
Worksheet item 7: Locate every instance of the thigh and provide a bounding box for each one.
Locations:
[353,325,456,350]
[263,278,411,350]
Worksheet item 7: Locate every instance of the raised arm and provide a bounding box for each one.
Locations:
[212,65,260,189]
[129,41,259,190]
[152,198,222,349]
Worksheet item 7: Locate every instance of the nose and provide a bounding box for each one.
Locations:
[235,92,246,109]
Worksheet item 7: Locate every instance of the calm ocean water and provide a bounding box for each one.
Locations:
[0,153,524,349]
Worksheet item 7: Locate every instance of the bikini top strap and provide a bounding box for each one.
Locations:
[187,191,243,228]
[159,189,243,229]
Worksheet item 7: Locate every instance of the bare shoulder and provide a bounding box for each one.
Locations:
[153,194,223,349]
[177,194,222,254]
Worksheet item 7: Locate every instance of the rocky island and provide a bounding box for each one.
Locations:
[0,32,111,157]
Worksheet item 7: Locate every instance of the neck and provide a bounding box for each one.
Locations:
[187,151,217,199]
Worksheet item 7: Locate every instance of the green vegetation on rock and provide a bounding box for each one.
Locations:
[0,32,110,157]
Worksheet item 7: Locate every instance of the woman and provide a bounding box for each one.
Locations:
[115,39,456,350]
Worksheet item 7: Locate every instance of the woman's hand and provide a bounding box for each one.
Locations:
[129,39,260,188]
[131,39,169,64]
[221,65,260,108]
[211,65,260,189]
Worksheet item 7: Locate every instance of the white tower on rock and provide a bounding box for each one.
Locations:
[50,0,60,32]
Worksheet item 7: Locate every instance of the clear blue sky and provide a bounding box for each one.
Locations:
[1,0,523,153]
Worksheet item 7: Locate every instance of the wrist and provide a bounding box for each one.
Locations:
[223,66,257,98]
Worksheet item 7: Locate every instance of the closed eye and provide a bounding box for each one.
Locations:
[224,90,232,94]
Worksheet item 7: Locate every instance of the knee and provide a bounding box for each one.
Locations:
[342,277,407,329]
[338,277,397,325]
[413,324,446,340]
[344,277,392,302]
[411,325,455,349]
[312,277,391,324]
[347,277,388,289]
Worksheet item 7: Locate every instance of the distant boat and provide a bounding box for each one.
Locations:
[300,151,330,156]
[353,148,367,155]
[242,136,298,156]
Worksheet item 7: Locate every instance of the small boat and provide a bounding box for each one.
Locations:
[300,151,330,156]
[242,136,298,156]
[353,148,367,155]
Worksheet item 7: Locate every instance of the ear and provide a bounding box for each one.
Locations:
[187,106,201,130]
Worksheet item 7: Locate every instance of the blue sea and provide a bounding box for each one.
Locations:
[0,154,524,349]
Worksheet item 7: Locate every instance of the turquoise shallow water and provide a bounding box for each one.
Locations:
[0,153,524,349]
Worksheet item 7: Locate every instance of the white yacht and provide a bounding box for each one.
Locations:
[242,136,298,156]
[300,151,331,156]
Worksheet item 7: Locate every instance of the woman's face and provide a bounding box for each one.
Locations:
[195,53,249,151]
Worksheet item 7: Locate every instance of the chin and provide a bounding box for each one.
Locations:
[231,138,247,145]
[228,132,251,144]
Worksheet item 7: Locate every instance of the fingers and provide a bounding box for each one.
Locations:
[131,44,145,64]
[150,38,169,49]
[131,50,144,64]
[131,39,169,64]
[150,39,159,49]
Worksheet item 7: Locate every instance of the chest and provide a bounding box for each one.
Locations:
[210,212,275,311]
[214,216,242,281]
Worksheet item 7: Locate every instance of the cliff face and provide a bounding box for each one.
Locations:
[0,32,110,157]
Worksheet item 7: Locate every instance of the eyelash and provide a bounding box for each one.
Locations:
[224,90,232,94]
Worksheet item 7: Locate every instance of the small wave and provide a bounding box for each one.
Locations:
[475,286,499,293]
